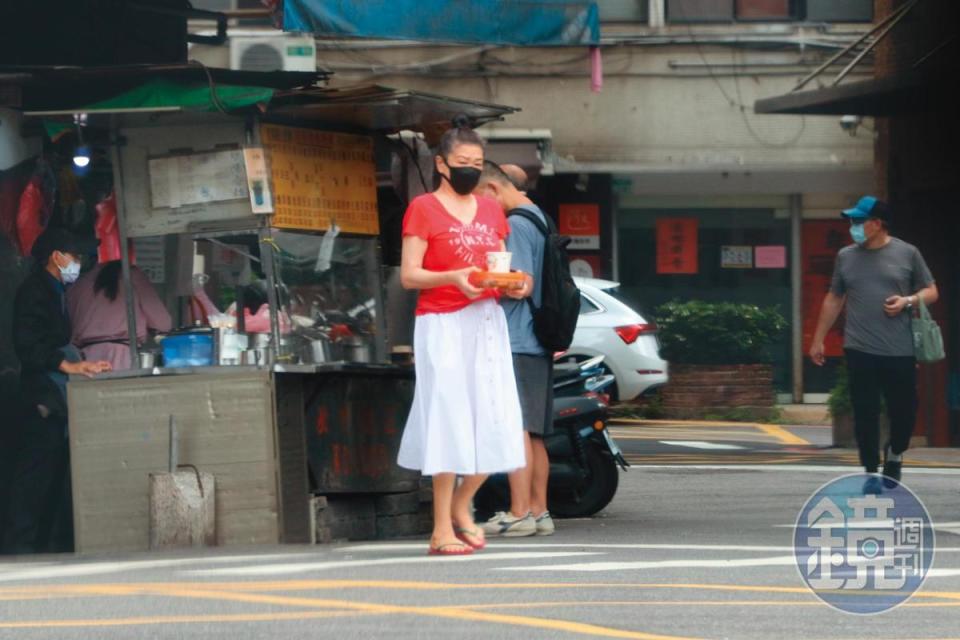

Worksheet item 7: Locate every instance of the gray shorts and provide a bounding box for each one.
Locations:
[512,354,553,436]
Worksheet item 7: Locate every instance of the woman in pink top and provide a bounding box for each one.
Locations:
[67,261,172,370]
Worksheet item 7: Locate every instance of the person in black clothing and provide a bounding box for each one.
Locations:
[3,228,110,553]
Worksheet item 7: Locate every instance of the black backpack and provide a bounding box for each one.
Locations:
[507,208,581,352]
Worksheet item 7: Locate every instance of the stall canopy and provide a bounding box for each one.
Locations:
[753,68,949,117]
[266,85,520,131]
[1,63,325,113]
[82,79,274,114]
[25,81,519,134]
[281,0,600,46]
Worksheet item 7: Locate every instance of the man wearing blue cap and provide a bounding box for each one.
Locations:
[810,196,938,493]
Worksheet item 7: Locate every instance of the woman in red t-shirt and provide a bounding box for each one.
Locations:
[396,123,525,556]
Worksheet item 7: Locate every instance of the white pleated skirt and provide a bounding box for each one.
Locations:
[397,298,526,476]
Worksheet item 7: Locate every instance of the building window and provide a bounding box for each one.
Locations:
[579,294,603,315]
[667,0,873,23]
[597,0,649,23]
[804,0,873,22]
[735,0,796,21]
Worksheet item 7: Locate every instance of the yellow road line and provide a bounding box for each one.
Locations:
[151,586,699,640]
[754,423,810,446]
[6,580,960,601]
[612,419,771,428]
[0,610,357,629]
[610,430,767,439]
[4,580,960,635]
[610,419,810,446]
[461,600,960,610]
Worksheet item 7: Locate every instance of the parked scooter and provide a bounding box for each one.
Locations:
[474,355,629,520]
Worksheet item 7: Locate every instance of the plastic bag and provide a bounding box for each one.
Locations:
[16,179,46,257]
[243,304,291,334]
[95,192,122,263]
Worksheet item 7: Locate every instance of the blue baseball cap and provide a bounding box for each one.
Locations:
[842,195,891,222]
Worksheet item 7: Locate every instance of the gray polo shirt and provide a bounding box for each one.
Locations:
[830,237,934,357]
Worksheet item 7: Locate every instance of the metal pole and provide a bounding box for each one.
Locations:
[110,117,140,368]
[790,194,803,404]
[832,1,917,86]
[259,225,283,363]
[792,0,916,92]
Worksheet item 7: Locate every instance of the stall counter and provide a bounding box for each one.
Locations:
[67,363,416,553]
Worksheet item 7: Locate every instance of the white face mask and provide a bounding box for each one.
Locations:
[57,253,81,284]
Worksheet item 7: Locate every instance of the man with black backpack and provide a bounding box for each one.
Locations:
[475,162,580,537]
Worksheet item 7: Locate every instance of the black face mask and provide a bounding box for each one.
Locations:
[440,158,481,195]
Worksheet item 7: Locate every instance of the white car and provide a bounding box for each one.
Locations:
[566,277,668,401]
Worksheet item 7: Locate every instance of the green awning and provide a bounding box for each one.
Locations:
[84,79,274,112]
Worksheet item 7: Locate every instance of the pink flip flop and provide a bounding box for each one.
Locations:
[428,542,474,556]
[454,527,487,551]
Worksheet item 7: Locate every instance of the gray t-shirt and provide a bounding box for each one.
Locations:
[830,237,934,357]
[501,204,547,356]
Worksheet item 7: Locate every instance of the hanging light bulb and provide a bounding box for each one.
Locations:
[73,145,91,168]
[72,113,91,168]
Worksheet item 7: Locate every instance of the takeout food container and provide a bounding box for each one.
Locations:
[468,270,526,290]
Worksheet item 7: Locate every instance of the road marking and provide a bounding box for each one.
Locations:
[463,599,960,610]
[626,464,960,475]
[927,569,960,577]
[0,611,357,629]
[611,419,811,446]
[933,521,960,536]
[154,585,700,640]
[496,555,799,572]
[0,553,327,583]
[337,542,808,552]
[4,580,960,635]
[182,551,601,577]
[610,429,768,441]
[659,440,746,450]
[753,423,811,446]
[335,542,960,554]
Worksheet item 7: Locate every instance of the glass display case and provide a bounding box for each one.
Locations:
[271,230,387,365]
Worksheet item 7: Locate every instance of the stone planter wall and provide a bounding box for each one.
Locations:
[661,364,775,420]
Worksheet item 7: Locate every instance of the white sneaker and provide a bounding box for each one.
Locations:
[480,511,536,537]
[534,511,555,536]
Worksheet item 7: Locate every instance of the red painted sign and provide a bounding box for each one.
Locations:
[802,220,851,357]
[656,218,698,274]
[559,203,600,250]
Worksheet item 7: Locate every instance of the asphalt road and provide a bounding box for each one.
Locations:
[1,421,959,639]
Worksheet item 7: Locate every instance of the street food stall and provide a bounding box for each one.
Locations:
[18,68,518,552]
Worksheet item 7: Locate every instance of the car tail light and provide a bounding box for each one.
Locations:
[614,323,656,345]
[584,391,610,408]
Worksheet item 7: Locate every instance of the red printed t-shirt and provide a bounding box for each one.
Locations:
[403,193,509,315]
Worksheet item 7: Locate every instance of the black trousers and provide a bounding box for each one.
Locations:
[1,411,74,554]
[845,349,918,472]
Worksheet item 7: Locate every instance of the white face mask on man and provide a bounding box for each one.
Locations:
[56,252,81,284]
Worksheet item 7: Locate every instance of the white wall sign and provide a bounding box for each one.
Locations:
[148,149,248,210]
[721,245,753,269]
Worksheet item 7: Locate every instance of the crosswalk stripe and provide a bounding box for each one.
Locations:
[658,441,747,450]
[182,552,602,577]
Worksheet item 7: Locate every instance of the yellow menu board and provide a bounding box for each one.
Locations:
[261,124,379,234]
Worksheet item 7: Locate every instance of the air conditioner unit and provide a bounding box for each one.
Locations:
[229,35,316,72]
